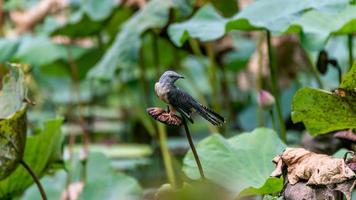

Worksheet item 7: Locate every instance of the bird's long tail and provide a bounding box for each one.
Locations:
[193,103,225,126]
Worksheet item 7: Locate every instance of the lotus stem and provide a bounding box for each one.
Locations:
[188,38,203,56]
[269,110,277,131]
[205,42,221,113]
[20,160,47,200]
[181,115,205,179]
[266,30,287,143]
[157,123,177,188]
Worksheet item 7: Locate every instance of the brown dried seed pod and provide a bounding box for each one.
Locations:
[147,107,182,126]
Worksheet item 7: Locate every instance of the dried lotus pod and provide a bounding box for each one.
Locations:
[147,107,182,126]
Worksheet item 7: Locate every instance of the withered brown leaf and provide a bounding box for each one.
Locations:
[271,148,356,200]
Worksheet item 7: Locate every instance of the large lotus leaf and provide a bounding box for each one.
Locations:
[168,0,349,46]
[0,118,63,198]
[168,4,228,47]
[14,36,88,66]
[292,88,356,135]
[340,61,356,90]
[51,12,104,37]
[0,67,27,180]
[228,0,346,32]
[286,5,356,47]
[21,170,67,200]
[0,39,19,62]
[78,153,142,200]
[210,0,238,17]
[14,36,67,66]
[0,67,26,119]
[292,63,356,135]
[0,107,27,180]
[80,0,115,21]
[87,0,194,80]
[51,0,116,36]
[183,128,286,198]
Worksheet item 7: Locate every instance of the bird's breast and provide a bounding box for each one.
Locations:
[155,82,170,104]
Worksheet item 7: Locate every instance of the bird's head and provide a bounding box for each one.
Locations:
[159,70,184,84]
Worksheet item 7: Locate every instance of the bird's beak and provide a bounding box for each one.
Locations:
[178,74,184,79]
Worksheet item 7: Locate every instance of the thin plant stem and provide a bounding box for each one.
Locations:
[157,123,177,188]
[152,31,160,80]
[0,0,4,36]
[188,38,203,57]
[188,39,219,133]
[257,33,266,127]
[306,53,324,89]
[96,33,104,52]
[348,34,354,71]
[266,30,286,143]
[220,64,235,124]
[66,46,90,183]
[269,110,277,131]
[257,101,265,127]
[205,42,223,133]
[205,42,220,112]
[20,160,47,200]
[333,63,343,84]
[139,45,152,107]
[181,115,205,179]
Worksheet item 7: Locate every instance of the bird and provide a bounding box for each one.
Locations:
[154,70,225,126]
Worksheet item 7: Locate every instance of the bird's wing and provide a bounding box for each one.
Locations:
[168,88,225,126]
[167,88,195,122]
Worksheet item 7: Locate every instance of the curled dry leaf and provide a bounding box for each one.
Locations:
[147,107,182,126]
[346,153,356,172]
[271,148,355,185]
[271,148,356,200]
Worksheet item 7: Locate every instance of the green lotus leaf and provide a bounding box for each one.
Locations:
[292,63,356,135]
[183,128,286,198]
[0,118,63,198]
[0,106,27,180]
[168,1,353,47]
[0,66,27,180]
[78,153,142,200]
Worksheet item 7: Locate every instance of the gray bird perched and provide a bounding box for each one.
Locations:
[154,70,225,126]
